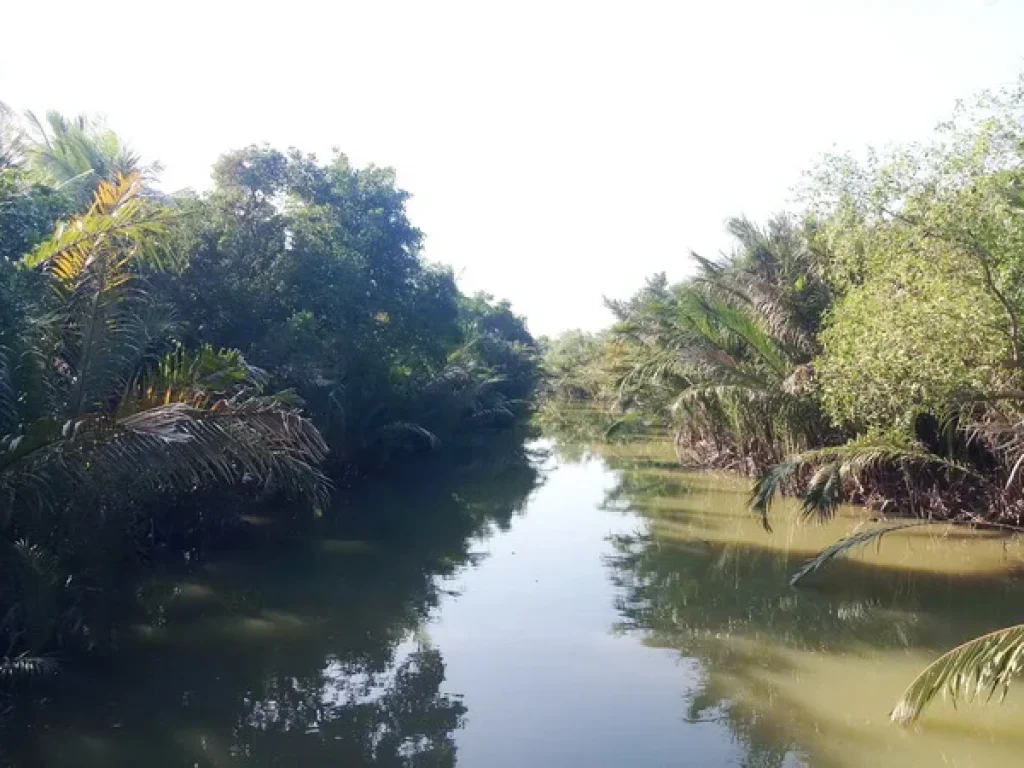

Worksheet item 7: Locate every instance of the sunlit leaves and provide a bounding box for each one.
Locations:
[0,175,331,525]
[806,79,1024,430]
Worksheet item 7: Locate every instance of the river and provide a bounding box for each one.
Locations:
[7,433,1024,767]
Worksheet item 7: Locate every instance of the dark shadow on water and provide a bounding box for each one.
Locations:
[1,431,544,768]
[594,440,1024,768]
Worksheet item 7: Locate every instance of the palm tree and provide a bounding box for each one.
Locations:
[2,172,328,517]
[612,215,833,477]
[0,174,328,672]
[23,111,161,203]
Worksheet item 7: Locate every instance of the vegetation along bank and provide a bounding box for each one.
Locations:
[0,106,540,686]
[538,77,1024,722]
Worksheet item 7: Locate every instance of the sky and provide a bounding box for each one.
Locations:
[2,0,1023,336]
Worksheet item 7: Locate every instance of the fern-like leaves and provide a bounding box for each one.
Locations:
[891,623,1024,725]
[788,521,943,586]
[751,435,980,529]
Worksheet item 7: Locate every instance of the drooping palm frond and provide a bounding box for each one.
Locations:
[1,340,327,521]
[751,435,980,529]
[800,460,844,519]
[750,458,799,531]
[789,521,943,586]
[615,345,694,398]
[469,403,517,423]
[0,401,330,521]
[891,623,1024,725]
[603,413,648,441]
[115,401,330,509]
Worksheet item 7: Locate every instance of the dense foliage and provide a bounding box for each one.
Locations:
[0,108,538,682]
[152,146,537,471]
[540,76,1024,721]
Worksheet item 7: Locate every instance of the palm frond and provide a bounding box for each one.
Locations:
[692,214,825,359]
[671,383,781,413]
[604,414,644,440]
[789,521,943,586]
[678,290,790,379]
[800,460,844,520]
[470,404,517,423]
[750,458,800,531]
[21,172,174,273]
[0,402,330,521]
[891,623,1024,725]
[24,110,158,196]
[119,344,265,415]
[704,269,817,358]
[751,435,980,527]
[113,402,330,508]
[18,174,178,418]
[0,101,25,170]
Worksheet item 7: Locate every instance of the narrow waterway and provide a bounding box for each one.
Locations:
[8,434,1024,767]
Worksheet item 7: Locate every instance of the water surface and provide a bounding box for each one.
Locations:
[8,435,1024,767]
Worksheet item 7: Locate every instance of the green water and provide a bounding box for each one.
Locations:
[7,434,1024,767]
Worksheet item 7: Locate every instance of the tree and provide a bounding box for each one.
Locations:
[156,147,537,467]
[0,175,328,670]
[24,111,160,202]
[596,216,833,474]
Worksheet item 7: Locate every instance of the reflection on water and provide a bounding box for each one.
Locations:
[7,433,1024,767]
[597,440,1024,768]
[2,433,541,768]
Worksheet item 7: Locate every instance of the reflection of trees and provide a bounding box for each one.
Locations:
[233,648,464,767]
[601,470,691,510]
[535,408,613,463]
[5,432,541,767]
[601,451,1024,767]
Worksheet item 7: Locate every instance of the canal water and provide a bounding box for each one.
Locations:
[8,435,1024,766]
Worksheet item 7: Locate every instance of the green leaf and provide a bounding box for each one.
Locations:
[892,623,1024,725]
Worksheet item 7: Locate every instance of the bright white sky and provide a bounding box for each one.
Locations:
[2,0,1022,336]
